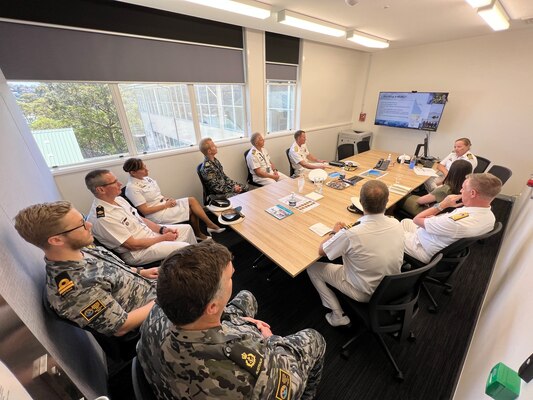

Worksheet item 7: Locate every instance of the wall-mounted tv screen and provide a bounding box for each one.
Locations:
[374,92,449,132]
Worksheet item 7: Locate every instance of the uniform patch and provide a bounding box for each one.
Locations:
[228,343,264,378]
[294,145,299,152]
[275,369,292,400]
[96,205,105,218]
[204,161,210,167]
[54,272,75,297]
[252,149,257,155]
[449,212,469,221]
[466,153,473,160]
[80,299,106,322]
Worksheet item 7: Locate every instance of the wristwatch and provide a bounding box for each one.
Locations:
[159,226,165,234]
[136,267,143,275]
[433,203,443,211]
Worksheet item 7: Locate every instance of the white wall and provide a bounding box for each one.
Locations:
[352,28,533,197]
[54,34,366,212]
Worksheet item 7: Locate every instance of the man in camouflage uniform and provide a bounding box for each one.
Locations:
[199,137,248,197]
[138,241,326,399]
[14,201,157,336]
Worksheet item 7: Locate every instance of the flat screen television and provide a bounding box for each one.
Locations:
[374,91,449,132]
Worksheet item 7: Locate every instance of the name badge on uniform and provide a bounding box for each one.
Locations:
[96,205,105,218]
[449,212,469,221]
[55,272,75,297]
[226,343,264,378]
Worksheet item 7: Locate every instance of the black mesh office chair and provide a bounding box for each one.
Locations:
[286,148,295,177]
[487,165,512,186]
[403,222,502,313]
[356,140,370,154]
[244,149,263,187]
[337,143,355,160]
[196,162,210,205]
[132,356,157,400]
[120,186,146,217]
[473,156,491,173]
[330,254,443,381]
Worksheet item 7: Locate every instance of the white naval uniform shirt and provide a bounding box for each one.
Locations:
[404,206,495,263]
[322,214,404,301]
[288,141,310,176]
[440,151,478,172]
[246,146,273,178]
[88,196,156,256]
[125,176,189,224]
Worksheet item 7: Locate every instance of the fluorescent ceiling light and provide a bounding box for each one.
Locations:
[465,0,491,7]
[277,10,345,37]
[477,0,510,31]
[347,30,389,49]
[183,0,271,19]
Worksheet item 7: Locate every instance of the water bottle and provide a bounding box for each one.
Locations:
[400,154,405,165]
[387,153,392,162]
[409,156,416,169]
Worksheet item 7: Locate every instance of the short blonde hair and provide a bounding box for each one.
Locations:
[199,138,213,156]
[466,173,502,200]
[15,201,72,249]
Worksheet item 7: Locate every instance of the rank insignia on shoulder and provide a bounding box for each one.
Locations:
[294,146,299,152]
[275,369,292,400]
[96,205,105,218]
[252,149,256,155]
[450,212,469,221]
[466,153,473,160]
[227,343,264,378]
[204,161,210,166]
[55,272,75,297]
[80,299,106,322]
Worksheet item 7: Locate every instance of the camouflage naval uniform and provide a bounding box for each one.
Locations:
[46,245,156,335]
[200,156,249,197]
[138,290,325,399]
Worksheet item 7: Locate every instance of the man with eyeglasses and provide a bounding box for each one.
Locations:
[85,169,196,266]
[14,201,157,336]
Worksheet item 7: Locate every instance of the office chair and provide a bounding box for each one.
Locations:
[42,287,139,376]
[330,254,443,381]
[120,186,146,217]
[286,148,295,177]
[403,222,502,313]
[487,165,512,186]
[337,143,355,161]
[356,140,370,154]
[92,237,161,270]
[196,162,211,205]
[473,155,491,173]
[244,149,263,187]
[132,356,157,400]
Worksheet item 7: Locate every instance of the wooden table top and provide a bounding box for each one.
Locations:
[228,149,430,277]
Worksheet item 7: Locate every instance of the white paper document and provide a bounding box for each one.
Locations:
[309,223,332,236]
[413,166,438,177]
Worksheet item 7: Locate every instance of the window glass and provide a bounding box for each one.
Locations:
[266,81,296,133]
[195,84,245,141]
[8,82,127,167]
[119,83,195,152]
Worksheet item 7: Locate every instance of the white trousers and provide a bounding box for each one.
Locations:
[306,262,368,313]
[253,171,289,186]
[122,224,197,266]
[401,219,431,263]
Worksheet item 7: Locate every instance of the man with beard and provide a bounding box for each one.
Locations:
[14,201,157,336]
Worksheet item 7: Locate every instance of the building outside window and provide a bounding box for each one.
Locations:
[266,80,296,133]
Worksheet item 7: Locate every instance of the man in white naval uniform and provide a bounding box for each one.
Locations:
[288,130,327,177]
[85,169,196,266]
[245,132,288,185]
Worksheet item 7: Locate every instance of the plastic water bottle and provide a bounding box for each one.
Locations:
[400,154,405,165]
[409,156,416,169]
[387,153,392,162]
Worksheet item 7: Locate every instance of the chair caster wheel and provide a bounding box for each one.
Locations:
[428,306,439,314]
[340,350,350,360]
[395,371,405,382]
[408,333,416,342]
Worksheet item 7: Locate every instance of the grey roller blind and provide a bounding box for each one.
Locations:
[0,22,245,83]
[266,63,298,81]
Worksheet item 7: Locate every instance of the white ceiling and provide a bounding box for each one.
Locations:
[120,0,533,52]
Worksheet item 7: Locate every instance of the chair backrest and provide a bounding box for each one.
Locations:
[120,186,146,217]
[244,149,262,187]
[196,162,210,205]
[132,356,157,400]
[473,155,491,173]
[337,143,355,160]
[369,254,443,341]
[487,165,512,185]
[286,148,295,177]
[356,140,370,154]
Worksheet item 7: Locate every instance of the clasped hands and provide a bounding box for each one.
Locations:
[242,316,273,338]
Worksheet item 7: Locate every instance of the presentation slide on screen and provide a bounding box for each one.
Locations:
[375,92,448,130]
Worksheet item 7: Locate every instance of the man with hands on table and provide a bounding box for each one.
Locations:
[307,180,404,327]
[402,172,502,263]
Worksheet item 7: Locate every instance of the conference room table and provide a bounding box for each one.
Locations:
[227,149,432,277]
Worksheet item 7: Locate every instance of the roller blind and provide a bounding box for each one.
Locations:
[265,32,299,81]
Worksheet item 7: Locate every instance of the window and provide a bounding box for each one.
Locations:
[266,81,296,133]
[8,81,247,168]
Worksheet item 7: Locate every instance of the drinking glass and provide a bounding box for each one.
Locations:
[298,176,305,193]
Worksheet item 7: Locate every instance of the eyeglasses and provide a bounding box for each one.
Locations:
[50,215,89,237]
[99,179,119,187]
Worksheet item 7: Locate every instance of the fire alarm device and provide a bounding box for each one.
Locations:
[359,113,366,122]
